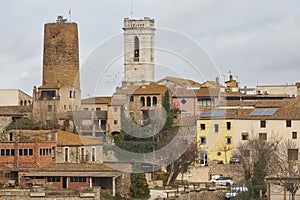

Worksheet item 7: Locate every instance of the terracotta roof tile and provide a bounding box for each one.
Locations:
[173,87,220,97]
[0,106,31,116]
[157,76,201,87]
[81,97,111,104]
[57,130,102,146]
[133,84,168,95]
[36,162,116,172]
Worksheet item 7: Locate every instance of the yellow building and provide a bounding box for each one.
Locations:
[197,110,234,165]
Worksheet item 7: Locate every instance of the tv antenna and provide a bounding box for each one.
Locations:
[130,0,133,18]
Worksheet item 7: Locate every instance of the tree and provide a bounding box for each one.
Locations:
[236,136,300,200]
[165,140,198,186]
[236,137,278,198]
[113,90,198,187]
[130,173,150,199]
[267,140,300,200]
[6,117,43,130]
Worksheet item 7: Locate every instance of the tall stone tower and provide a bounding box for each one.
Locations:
[123,17,155,84]
[33,16,81,129]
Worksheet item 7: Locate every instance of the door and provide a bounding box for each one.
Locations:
[62,177,67,189]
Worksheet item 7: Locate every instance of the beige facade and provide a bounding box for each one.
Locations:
[54,130,103,163]
[0,90,32,106]
[257,84,297,96]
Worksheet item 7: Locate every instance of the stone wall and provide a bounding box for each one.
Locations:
[0,116,11,132]
[209,161,245,185]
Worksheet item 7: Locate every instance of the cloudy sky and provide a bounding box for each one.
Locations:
[1,0,300,97]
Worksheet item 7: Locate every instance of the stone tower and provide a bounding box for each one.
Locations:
[123,17,155,84]
[33,16,81,129]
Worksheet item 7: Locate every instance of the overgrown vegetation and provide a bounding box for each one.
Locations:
[113,90,198,192]
[6,117,43,130]
[130,173,150,199]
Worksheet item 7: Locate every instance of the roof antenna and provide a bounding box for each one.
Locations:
[68,8,72,22]
[130,0,133,18]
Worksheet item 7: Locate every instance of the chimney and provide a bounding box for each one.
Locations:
[244,86,247,95]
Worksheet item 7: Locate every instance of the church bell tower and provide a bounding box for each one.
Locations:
[123,17,155,84]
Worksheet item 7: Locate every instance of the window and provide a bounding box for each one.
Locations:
[134,36,139,61]
[73,91,76,98]
[200,124,206,130]
[64,148,69,162]
[146,97,151,106]
[259,133,267,140]
[214,124,219,133]
[200,137,206,145]
[114,107,118,112]
[29,149,33,156]
[70,177,86,182]
[226,137,232,144]
[153,97,157,106]
[260,120,266,128]
[226,122,231,130]
[64,105,66,110]
[288,149,298,160]
[1,149,15,156]
[24,149,28,156]
[96,108,101,111]
[47,105,52,112]
[130,95,134,102]
[198,99,212,107]
[114,120,118,125]
[83,108,88,111]
[140,97,145,106]
[70,91,72,98]
[20,100,23,106]
[81,148,85,162]
[286,120,292,127]
[40,148,51,156]
[47,177,60,182]
[292,131,297,139]
[91,148,96,161]
[241,132,249,140]
[199,151,208,166]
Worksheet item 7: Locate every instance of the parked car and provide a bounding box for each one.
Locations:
[225,186,248,199]
[209,177,234,186]
[229,156,240,164]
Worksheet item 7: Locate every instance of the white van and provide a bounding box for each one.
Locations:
[225,186,248,199]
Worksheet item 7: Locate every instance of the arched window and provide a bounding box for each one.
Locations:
[24,100,27,106]
[146,97,151,107]
[134,36,139,61]
[28,100,31,106]
[20,100,23,106]
[141,97,145,106]
[153,96,157,106]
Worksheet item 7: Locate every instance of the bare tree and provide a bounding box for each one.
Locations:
[235,137,280,198]
[219,143,233,164]
[267,139,300,200]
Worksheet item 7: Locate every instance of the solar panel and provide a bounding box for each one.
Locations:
[200,111,211,117]
[212,110,226,117]
[200,110,226,117]
[249,108,278,116]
